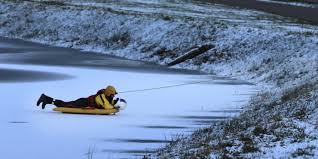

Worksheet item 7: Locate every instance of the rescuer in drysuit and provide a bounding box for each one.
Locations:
[36,85,120,110]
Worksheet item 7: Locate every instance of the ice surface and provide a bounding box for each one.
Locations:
[0,64,255,159]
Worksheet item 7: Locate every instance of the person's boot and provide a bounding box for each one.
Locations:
[36,94,53,109]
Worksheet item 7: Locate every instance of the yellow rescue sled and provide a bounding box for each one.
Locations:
[53,107,119,115]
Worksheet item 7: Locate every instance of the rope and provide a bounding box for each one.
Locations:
[118,79,214,94]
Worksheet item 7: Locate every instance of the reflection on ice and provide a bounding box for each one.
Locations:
[104,138,171,144]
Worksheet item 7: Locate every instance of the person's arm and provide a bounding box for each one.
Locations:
[95,94,115,109]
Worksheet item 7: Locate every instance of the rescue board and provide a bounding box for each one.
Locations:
[53,107,118,115]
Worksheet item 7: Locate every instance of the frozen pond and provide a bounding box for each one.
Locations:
[0,38,257,159]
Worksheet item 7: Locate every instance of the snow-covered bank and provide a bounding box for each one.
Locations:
[1,0,318,158]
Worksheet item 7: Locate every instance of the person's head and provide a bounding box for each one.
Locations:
[104,85,117,98]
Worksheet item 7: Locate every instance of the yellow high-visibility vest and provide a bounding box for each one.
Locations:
[95,94,115,109]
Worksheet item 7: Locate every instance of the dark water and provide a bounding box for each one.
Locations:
[0,37,203,83]
[0,68,73,82]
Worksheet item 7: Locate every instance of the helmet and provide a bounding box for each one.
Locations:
[104,85,117,97]
[114,99,127,110]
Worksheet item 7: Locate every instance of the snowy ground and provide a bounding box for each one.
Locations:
[1,0,318,158]
[0,40,255,159]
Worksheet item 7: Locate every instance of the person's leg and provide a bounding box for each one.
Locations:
[53,99,68,107]
[54,98,89,108]
[37,94,89,109]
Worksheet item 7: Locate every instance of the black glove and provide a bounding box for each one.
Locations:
[113,98,119,105]
[114,106,120,111]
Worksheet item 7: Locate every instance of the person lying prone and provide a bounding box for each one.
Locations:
[36,85,125,110]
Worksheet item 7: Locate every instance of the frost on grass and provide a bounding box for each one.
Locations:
[1,0,318,158]
[156,79,318,158]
